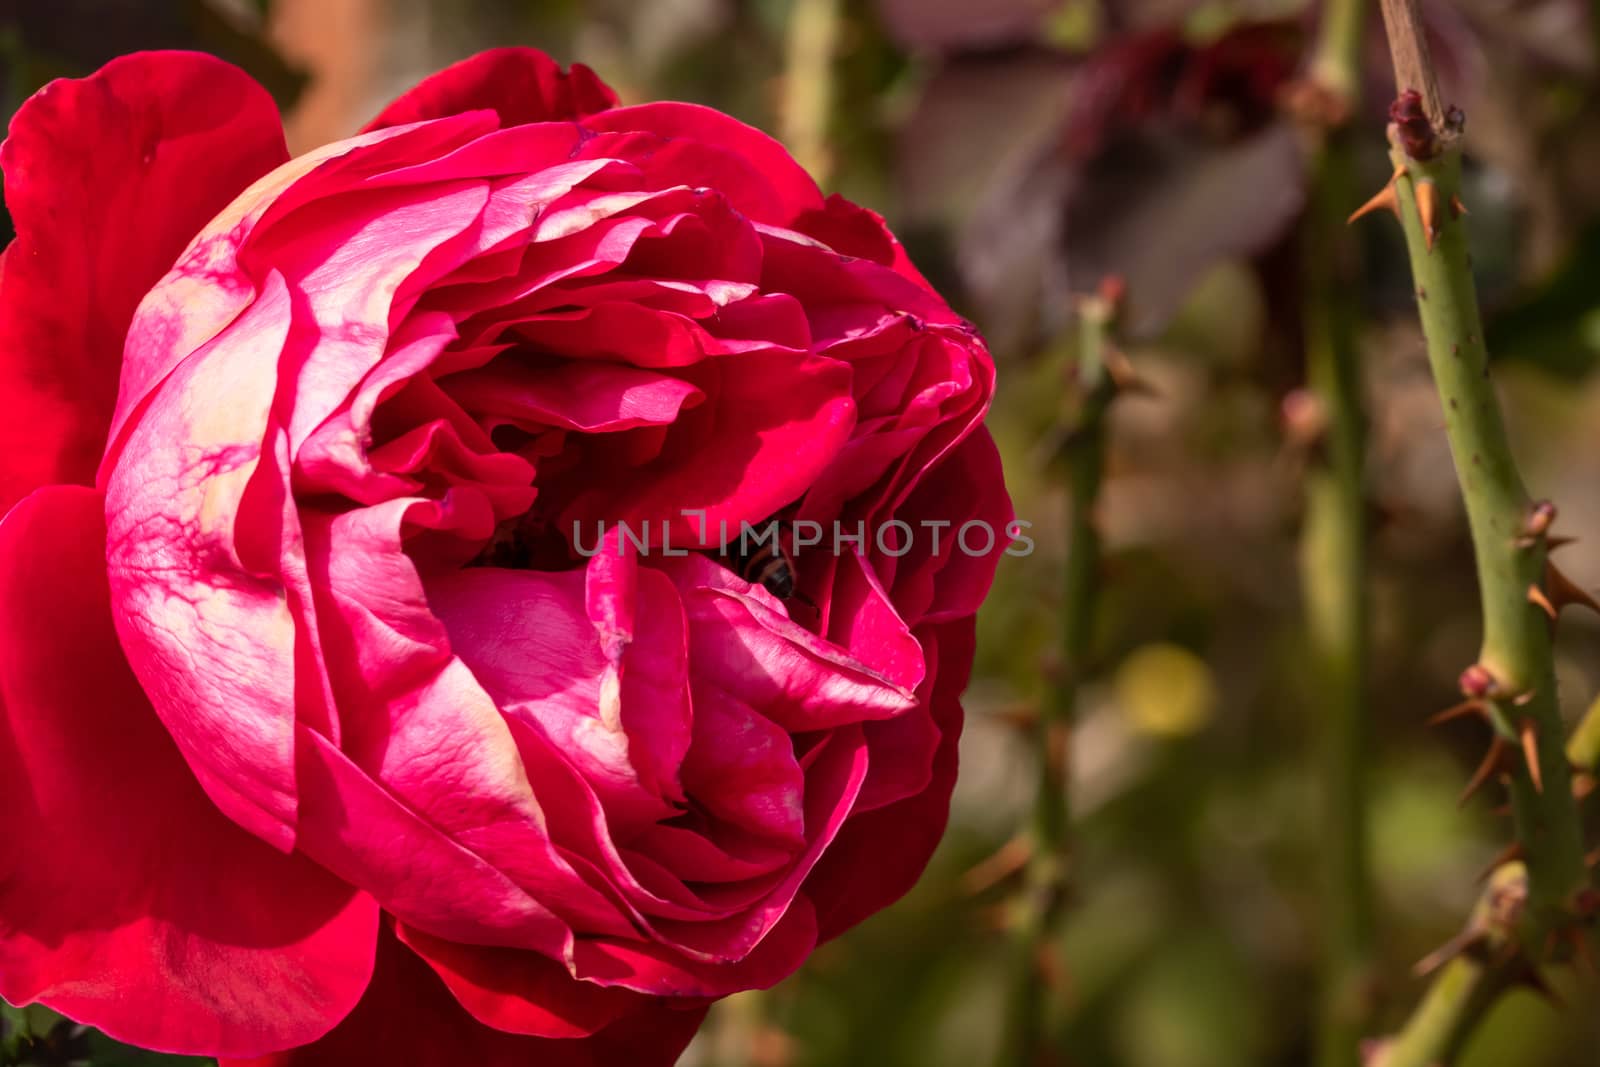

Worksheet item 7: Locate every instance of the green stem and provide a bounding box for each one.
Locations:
[999,294,1117,1066]
[780,0,841,186]
[1389,144,1586,924]
[1300,3,1374,1065]
[1380,865,1525,1066]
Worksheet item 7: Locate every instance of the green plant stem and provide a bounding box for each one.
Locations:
[1389,143,1587,925]
[1372,3,1590,1062]
[1381,865,1526,1067]
[781,0,841,186]
[999,295,1117,1067]
[1300,3,1374,1065]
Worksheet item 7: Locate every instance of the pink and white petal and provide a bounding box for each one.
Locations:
[0,486,377,1058]
[104,112,498,465]
[104,271,302,851]
[225,927,706,1067]
[364,47,618,132]
[425,565,688,831]
[292,727,581,950]
[301,500,629,937]
[0,52,288,511]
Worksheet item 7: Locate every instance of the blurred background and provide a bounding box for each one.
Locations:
[5,0,1600,1064]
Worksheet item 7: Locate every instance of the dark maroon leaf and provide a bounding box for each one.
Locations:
[875,0,1064,51]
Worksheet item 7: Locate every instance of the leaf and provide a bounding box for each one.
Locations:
[874,0,1066,51]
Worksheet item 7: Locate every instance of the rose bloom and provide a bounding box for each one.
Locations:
[0,49,1009,1065]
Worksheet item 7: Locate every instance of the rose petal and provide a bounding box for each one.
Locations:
[580,103,822,224]
[0,485,377,1057]
[806,619,973,941]
[224,925,706,1067]
[0,51,287,511]
[364,47,618,132]
[396,925,653,1039]
[105,271,303,850]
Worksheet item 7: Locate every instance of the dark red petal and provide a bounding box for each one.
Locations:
[805,619,975,941]
[363,47,618,132]
[0,51,288,511]
[225,926,707,1067]
[396,924,653,1039]
[0,486,377,1057]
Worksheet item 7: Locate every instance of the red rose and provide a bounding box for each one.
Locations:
[0,48,1010,1064]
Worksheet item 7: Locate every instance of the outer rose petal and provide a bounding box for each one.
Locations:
[364,47,617,131]
[0,51,288,511]
[0,486,377,1057]
[224,927,707,1067]
[805,619,975,941]
[396,924,664,1039]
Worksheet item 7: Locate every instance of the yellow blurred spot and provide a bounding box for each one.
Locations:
[1114,643,1218,738]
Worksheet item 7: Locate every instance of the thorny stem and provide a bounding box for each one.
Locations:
[1373,2,1590,1064]
[1300,1,1374,1064]
[1380,865,1527,1067]
[999,290,1119,1067]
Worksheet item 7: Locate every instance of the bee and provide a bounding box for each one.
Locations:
[734,537,798,600]
[722,521,814,608]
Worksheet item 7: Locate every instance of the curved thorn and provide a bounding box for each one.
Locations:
[961,834,1033,895]
[1461,736,1511,807]
[1413,928,1485,978]
[1348,183,1401,224]
[1528,582,1557,621]
[1416,179,1441,250]
[1428,698,1489,727]
[1546,561,1600,615]
[1520,719,1545,794]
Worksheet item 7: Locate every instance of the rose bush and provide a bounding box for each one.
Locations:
[0,48,1009,1064]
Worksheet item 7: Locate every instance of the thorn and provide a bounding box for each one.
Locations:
[1348,184,1400,224]
[1478,840,1527,882]
[1416,179,1442,250]
[1461,735,1513,806]
[1545,561,1600,615]
[1585,847,1600,870]
[1428,698,1489,727]
[1520,719,1545,793]
[1529,582,1558,621]
[1105,347,1158,398]
[989,703,1038,732]
[1414,928,1485,978]
[1546,535,1578,552]
[1573,771,1597,802]
[1449,194,1469,218]
[962,835,1032,895]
